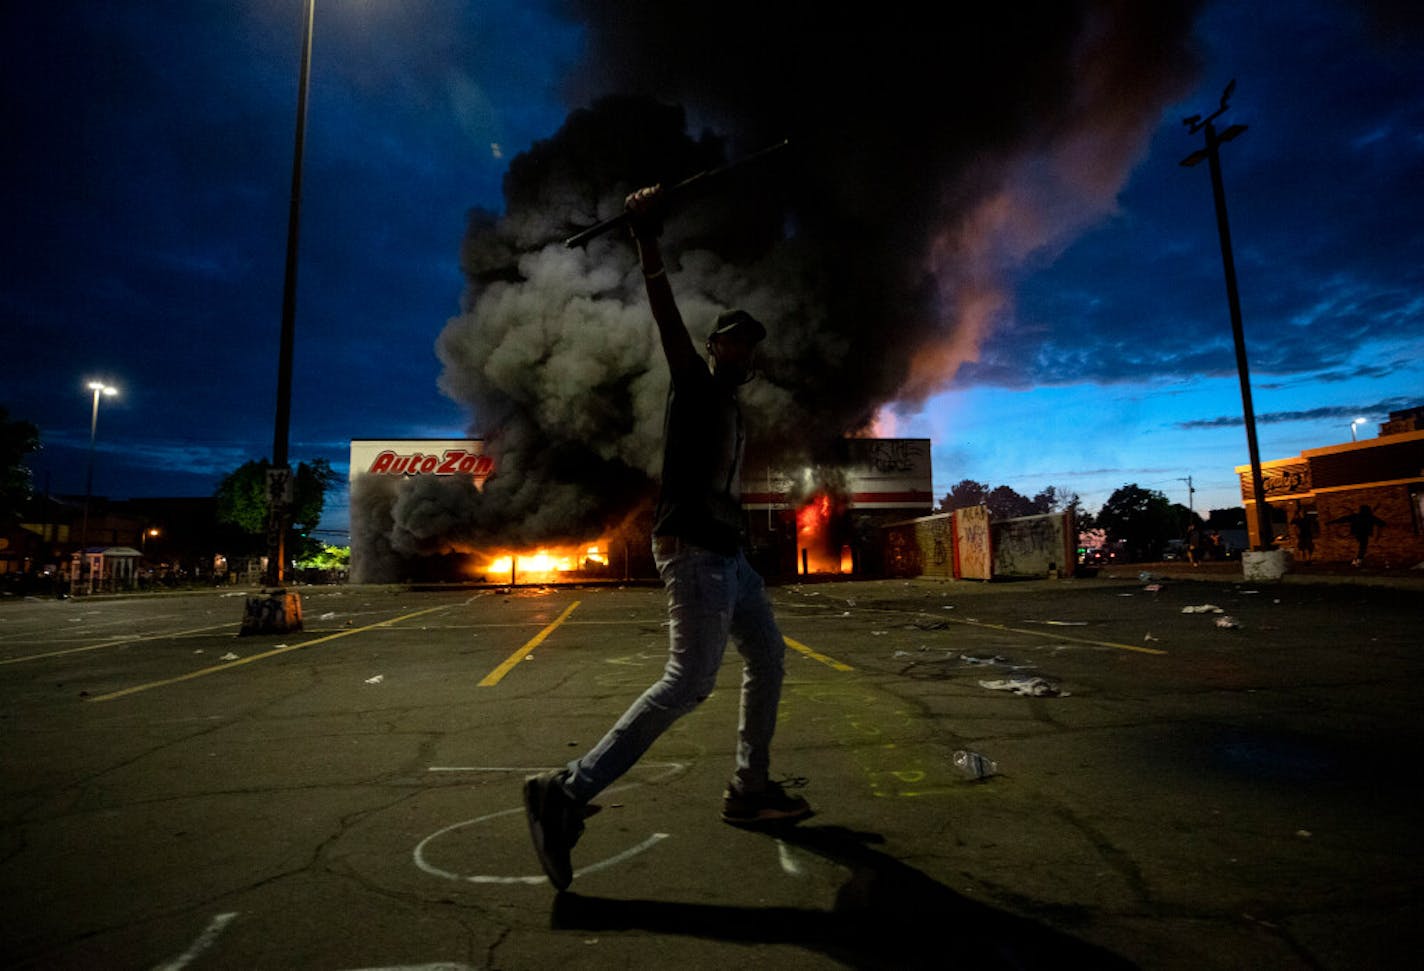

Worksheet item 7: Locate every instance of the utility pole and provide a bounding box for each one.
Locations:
[1181,81,1274,551]
[1177,475,1196,519]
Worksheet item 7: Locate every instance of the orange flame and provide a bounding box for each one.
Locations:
[476,542,610,582]
[796,494,850,575]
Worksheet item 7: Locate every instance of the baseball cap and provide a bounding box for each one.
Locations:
[708,309,766,344]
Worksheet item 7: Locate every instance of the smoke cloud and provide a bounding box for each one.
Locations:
[357,2,1204,580]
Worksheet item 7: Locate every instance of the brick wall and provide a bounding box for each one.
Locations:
[1314,485,1422,566]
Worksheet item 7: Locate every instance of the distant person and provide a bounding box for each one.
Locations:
[1185,524,1201,566]
[522,182,811,893]
[1206,530,1223,561]
[1328,504,1387,565]
[1290,506,1315,563]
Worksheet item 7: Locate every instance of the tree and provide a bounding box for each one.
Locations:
[296,544,350,571]
[215,458,339,560]
[1,408,41,525]
[984,484,1035,520]
[939,479,988,512]
[1096,484,1178,561]
[1205,507,1246,531]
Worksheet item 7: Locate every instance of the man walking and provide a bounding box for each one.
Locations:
[523,184,811,891]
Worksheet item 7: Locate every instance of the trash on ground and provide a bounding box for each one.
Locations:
[953,749,998,781]
[319,611,337,620]
[1026,620,1087,627]
[1139,571,1166,582]
[1182,604,1225,614]
[1241,590,1260,595]
[365,674,385,684]
[871,630,888,636]
[960,653,1009,666]
[219,652,239,661]
[1144,633,1159,642]
[1143,583,1164,592]
[979,676,1067,697]
[1215,616,1241,629]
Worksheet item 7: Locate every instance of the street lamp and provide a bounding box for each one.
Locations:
[81,380,118,550]
[1350,417,1368,442]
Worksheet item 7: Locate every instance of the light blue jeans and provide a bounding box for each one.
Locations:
[564,537,787,802]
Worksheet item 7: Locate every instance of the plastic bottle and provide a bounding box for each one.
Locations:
[953,749,998,780]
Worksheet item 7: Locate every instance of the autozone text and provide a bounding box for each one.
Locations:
[367,449,495,477]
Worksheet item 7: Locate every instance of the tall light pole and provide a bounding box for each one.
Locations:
[81,380,118,550]
[1181,80,1274,551]
[1350,417,1368,441]
[266,0,315,589]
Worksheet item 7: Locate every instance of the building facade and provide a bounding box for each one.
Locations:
[1237,407,1424,565]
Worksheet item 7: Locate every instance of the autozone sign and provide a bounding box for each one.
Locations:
[349,439,494,486]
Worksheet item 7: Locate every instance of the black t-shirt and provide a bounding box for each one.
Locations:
[652,362,745,554]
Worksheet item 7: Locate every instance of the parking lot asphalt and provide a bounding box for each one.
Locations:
[2,571,1421,969]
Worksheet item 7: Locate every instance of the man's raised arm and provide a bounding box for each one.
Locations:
[626,185,701,377]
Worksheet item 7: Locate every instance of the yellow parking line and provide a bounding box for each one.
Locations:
[784,636,855,672]
[0,622,241,666]
[86,605,453,703]
[945,616,1168,655]
[478,601,581,687]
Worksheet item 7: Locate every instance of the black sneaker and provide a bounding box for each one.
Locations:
[523,770,584,890]
[721,779,813,827]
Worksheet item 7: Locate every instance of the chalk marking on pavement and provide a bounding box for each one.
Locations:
[415,761,683,884]
[413,808,668,886]
[340,964,477,970]
[86,605,455,703]
[477,601,581,687]
[0,623,241,666]
[941,616,1168,655]
[151,911,239,971]
[427,760,687,786]
[776,838,805,876]
[784,636,855,671]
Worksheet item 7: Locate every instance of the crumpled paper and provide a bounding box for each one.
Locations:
[979,676,1068,697]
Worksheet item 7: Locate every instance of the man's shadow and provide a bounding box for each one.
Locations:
[552,824,1136,969]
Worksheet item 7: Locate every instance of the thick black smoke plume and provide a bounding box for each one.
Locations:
[356,2,1203,581]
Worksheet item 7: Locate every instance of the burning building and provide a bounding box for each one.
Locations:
[744,439,934,577]
[353,7,1201,583]
[350,436,930,583]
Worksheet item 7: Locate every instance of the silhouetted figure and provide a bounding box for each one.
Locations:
[1290,506,1315,563]
[1328,504,1387,565]
[1185,524,1201,566]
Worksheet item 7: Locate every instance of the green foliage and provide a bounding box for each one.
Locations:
[939,479,988,512]
[296,544,350,570]
[1,407,41,525]
[1097,484,1179,560]
[214,458,339,559]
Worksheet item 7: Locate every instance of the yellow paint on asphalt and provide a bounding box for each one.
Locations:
[0,622,241,666]
[86,604,454,703]
[784,636,855,671]
[944,616,1168,655]
[478,601,582,687]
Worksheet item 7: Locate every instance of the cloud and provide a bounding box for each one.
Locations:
[1175,396,1418,429]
